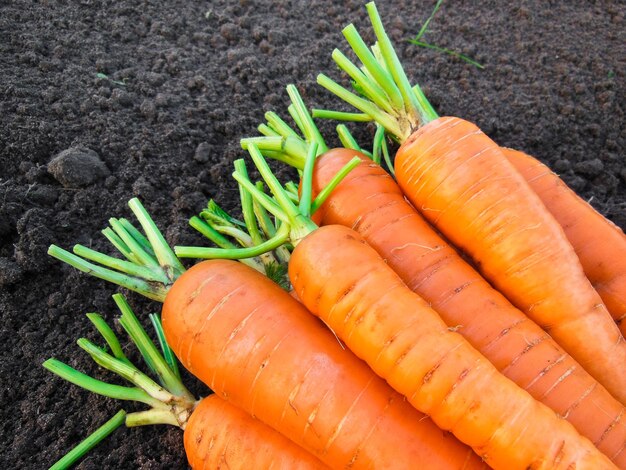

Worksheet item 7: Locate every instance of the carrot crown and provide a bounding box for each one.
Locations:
[44,293,197,469]
[314,1,440,142]
[48,198,185,302]
[175,143,361,260]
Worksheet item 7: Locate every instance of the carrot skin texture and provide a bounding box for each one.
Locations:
[290,225,616,470]
[394,116,626,404]
[310,148,626,466]
[163,260,484,470]
[505,147,626,336]
[185,395,329,470]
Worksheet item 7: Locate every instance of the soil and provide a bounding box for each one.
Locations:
[0,0,624,468]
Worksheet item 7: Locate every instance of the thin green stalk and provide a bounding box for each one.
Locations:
[149,313,181,381]
[43,359,160,407]
[311,109,373,122]
[336,124,373,158]
[118,218,155,257]
[47,245,168,302]
[189,216,237,249]
[299,142,318,218]
[114,294,193,401]
[372,124,384,165]
[366,2,422,123]
[176,223,290,259]
[109,218,159,269]
[102,227,135,263]
[125,408,181,428]
[379,126,395,177]
[241,136,308,169]
[342,23,404,109]
[265,111,300,139]
[86,313,132,366]
[78,338,175,404]
[49,410,127,470]
[331,48,395,115]
[311,157,361,213]
[317,74,403,138]
[409,39,484,69]
[286,85,328,153]
[235,160,268,249]
[128,198,186,280]
[258,123,280,137]
[72,244,167,284]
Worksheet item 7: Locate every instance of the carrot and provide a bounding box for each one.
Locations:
[179,146,616,469]
[505,147,626,335]
[48,199,486,470]
[240,87,626,465]
[314,1,626,403]
[186,395,328,470]
[44,294,326,469]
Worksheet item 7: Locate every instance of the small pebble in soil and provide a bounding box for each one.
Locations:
[574,158,604,177]
[194,142,211,163]
[47,147,110,188]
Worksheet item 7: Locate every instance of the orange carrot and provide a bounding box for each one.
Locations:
[186,395,329,470]
[505,147,626,336]
[315,1,626,404]
[178,145,616,469]
[48,200,485,470]
[290,224,616,470]
[43,296,328,470]
[243,88,626,465]
[163,259,484,470]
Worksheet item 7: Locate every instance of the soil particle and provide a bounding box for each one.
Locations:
[47,147,110,188]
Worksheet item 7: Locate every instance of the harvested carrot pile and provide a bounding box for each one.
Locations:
[2,1,624,469]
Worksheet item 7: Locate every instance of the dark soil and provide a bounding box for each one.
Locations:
[1,0,624,468]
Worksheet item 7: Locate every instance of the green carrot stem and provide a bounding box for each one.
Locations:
[311,109,373,122]
[49,410,127,470]
[149,313,181,381]
[128,198,186,280]
[412,84,439,121]
[365,2,422,122]
[234,159,267,250]
[124,408,181,428]
[299,142,318,218]
[341,23,404,109]
[86,313,132,366]
[380,126,395,177]
[258,123,280,137]
[311,157,362,213]
[109,217,159,269]
[118,218,155,257]
[113,294,193,401]
[336,125,360,151]
[102,227,135,263]
[189,216,237,249]
[72,244,167,284]
[47,245,168,302]
[43,359,160,407]
[77,338,175,404]
[175,223,290,259]
[331,48,395,115]
[372,124,384,165]
[265,111,300,139]
[317,73,403,138]
[286,85,328,152]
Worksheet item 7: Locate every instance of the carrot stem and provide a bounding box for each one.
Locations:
[341,23,404,109]
[265,110,301,139]
[128,198,185,281]
[286,85,328,153]
[113,294,194,400]
[299,142,319,218]
[149,313,181,381]
[47,245,168,301]
[48,410,127,470]
[85,313,132,366]
[311,109,373,122]
[311,157,361,214]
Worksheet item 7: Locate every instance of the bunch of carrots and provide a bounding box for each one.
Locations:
[42,2,626,469]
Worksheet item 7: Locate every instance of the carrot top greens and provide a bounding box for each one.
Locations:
[44,294,197,469]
